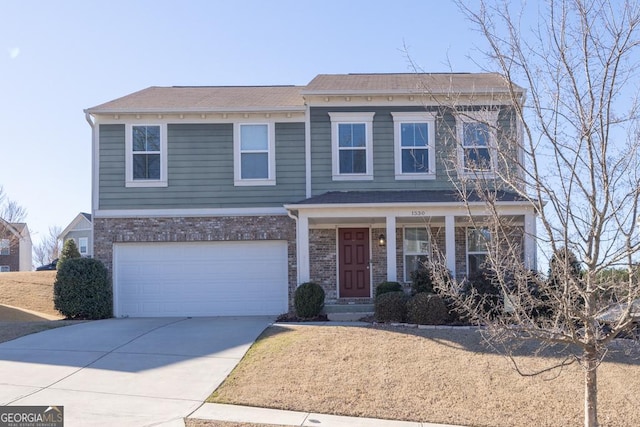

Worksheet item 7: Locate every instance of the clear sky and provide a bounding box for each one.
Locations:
[0,0,490,250]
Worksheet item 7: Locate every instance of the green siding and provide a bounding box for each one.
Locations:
[98,122,305,210]
[310,106,515,195]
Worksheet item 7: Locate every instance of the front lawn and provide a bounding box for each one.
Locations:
[0,271,59,316]
[207,324,640,427]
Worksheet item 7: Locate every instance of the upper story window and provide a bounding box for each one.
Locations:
[234,123,276,186]
[78,237,88,256]
[392,112,436,180]
[0,266,9,272]
[467,227,491,275]
[456,112,498,177]
[329,112,375,180]
[0,239,9,256]
[125,124,168,187]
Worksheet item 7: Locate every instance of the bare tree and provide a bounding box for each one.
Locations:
[420,1,640,426]
[0,186,27,223]
[32,226,62,267]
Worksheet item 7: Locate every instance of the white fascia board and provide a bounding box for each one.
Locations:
[94,207,288,219]
[59,214,92,239]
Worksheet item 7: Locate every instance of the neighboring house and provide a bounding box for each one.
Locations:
[85,73,537,318]
[59,212,93,257]
[0,218,32,272]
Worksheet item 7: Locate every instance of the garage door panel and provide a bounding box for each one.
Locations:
[113,241,288,317]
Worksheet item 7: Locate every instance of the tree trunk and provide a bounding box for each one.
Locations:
[584,351,598,427]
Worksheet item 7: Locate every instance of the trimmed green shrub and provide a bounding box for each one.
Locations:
[54,258,112,319]
[375,281,402,298]
[406,293,451,325]
[374,291,408,323]
[410,268,434,294]
[461,268,502,317]
[57,239,82,271]
[294,282,325,318]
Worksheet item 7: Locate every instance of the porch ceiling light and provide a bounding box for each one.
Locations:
[378,234,386,247]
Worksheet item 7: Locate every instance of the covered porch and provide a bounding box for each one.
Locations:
[285,191,537,305]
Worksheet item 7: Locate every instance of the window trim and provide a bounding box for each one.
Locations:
[0,239,9,256]
[456,111,498,178]
[403,227,431,282]
[329,112,375,181]
[125,123,168,188]
[466,227,491,275]
[392,112,437,180]
[78,237,89,255]
[234,122,276,186]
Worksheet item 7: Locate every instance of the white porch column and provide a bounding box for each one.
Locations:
[445,215,456,277]
[524,210,537,270]
[298,215,310,284]
[386,215,397,282]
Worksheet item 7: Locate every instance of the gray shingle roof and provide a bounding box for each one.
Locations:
[288,190,529,206]
[303,73,522,95]
[86,86,306,114]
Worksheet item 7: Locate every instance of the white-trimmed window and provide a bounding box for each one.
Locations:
[78,237,88,256]
[467,227,491,275]
[392,112,436,179]
[0,239,9,256]
[234,123,276,186]
[329,112,375,180]
[456,112,498,176]
[404,227,431,281]
[0,266,9,272]
[125,124,168,187]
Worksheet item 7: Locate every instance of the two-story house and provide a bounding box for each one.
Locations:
[0,219,32,272]
[85,73,537,318]
[59,212,93,258]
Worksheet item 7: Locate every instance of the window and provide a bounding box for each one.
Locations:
[234,123,275,186]
[467,227,491,275]
[329,112,375,180]
[404,227,431,281]
[0,266,9,272]
[392,112,436,179]
[125,124,167,187]
[0,239,9,256]
[456,112,498,175]
[79,237,88,256]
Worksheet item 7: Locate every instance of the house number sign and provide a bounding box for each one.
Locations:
[411,210,427,216]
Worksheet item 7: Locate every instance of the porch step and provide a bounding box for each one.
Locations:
[323,304,374,313]
[324,304,374,322]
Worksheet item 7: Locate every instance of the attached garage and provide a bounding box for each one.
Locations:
[112,240,289,317]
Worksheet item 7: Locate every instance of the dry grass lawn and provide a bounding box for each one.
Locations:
[208,324,640,427]
[0,271,79,343]
[0,271,59,316]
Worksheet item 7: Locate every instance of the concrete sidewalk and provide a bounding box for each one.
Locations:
[190,403,465,427]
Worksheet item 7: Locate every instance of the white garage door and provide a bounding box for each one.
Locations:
[113,241,288,317]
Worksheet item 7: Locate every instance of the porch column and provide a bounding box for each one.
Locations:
[298,215,310,284]
[523,210,536,270]
[386,215,397,282]
[445,215,456,277]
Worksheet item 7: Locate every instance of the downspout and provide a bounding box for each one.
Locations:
[304,100,311,198]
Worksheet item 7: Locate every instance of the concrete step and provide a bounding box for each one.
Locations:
[326,311,373,322]
[324,304,374,313]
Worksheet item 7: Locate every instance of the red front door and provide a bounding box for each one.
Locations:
[338,228,371,298]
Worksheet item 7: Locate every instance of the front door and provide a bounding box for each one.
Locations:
[338,228,371,298]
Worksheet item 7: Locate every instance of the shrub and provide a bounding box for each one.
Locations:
[294,282,325,318]
[461,268,502,317]
[375,281,403,298]
[406,293,451,325]
[374,291,408,323]
[410,268,434,294]
[57,239,82,271]
[54,258,112,319]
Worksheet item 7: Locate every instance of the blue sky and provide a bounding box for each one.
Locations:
[0,0,491,247]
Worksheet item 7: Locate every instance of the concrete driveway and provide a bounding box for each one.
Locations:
[0,316,273,426]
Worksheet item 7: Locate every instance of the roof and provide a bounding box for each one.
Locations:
[303,73,523,95]
[86,85,306,114]
[288,190,529,206]
[81,212,92,222]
